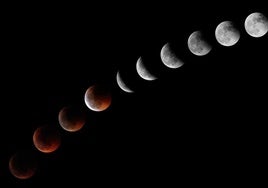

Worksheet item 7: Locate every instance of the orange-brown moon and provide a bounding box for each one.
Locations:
[58,105,86,132]
[9,150,37,180]
[33,125,61,153]
[84,84,112,112]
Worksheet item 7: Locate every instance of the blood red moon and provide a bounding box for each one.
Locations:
[9,150,37,180]
[84,84,112,112]
[33,125,61,153]
[58,105,86,132]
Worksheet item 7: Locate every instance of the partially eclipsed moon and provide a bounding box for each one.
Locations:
[58,105,86,132]
[245,12,268,38]
[84,84,112,112]
[116,71,134,93]
[33,125,61,153]
[160,43,184,68]
[187,31,212,56]
[136,57,157,81]
[9,150,37,180]
[215,21,240,46]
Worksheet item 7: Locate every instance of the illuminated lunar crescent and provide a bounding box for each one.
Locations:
[9,150,37,180]
[244,12,268,38]
[116,71,134,93]
[136,57,157,81]
[58,105,86,132]
[33,125,61,153]
[84,84,112,112]
[160,43,184,68]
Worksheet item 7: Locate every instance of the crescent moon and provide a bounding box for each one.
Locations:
[160,43,184,68]
[116,71,134,93]
[136,57,157,81]
[84,84,112,111]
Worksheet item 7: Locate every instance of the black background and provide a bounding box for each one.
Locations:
[1,2,267,187]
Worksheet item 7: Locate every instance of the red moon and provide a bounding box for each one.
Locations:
[58,105,86,132]
[9,150,37,180]
[33,125,61,153]
[84,84,112,112]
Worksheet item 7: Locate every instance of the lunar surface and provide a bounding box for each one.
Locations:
[58,105,86,132]
[160,43,184,68]
[9,150,37,180]
[33,125,61,153]
[187,31,212,56]
[244,12,268,37]
[136,56,157,80]
[84,84,112,112]
[116,71,134,93]
[215,21,240,46]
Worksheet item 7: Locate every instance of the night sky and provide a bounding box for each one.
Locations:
[1,2,267,187]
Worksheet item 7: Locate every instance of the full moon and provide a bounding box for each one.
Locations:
[136,56,157,80]
[244,12,268,38]
[33,125,61,153]
[58,105,86,132]
[160,43,184,68]
[215,21,240,46]
[187,31,212,56]
[84,84,112,112]
[9,150,37,180]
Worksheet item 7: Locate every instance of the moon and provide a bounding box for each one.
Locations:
[244,12,268,38]
[9,150,37,180]
[187,31,212,56]
[33,125,61,153]
[136,57,157,80]
[215,21,240,46]
[116,71,134,93]
[160,43,184,68]
[58,105,86,132]
[84,84,112,112]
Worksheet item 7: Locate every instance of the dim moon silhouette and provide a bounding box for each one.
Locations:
[84,84,112,112]
[187,31,212,56]
[116,71,134,93]
[215,21,240,46]
[160,43,184,68]
[9,150,37,180]
[136,57,157,80]
[33,125,61,153]
[245,12,268,38]
[58,105,86,132]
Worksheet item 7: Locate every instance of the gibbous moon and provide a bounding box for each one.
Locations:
[58,105,86,132]
[136,57,157,80]
[9,150,37,180]
[116,71,134,93]
[244,12,268,38]
[84,84,112,112]
[33,125,61,153]
[160,43,184,68]
[187,31,212,56]
[215,21,240,46]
